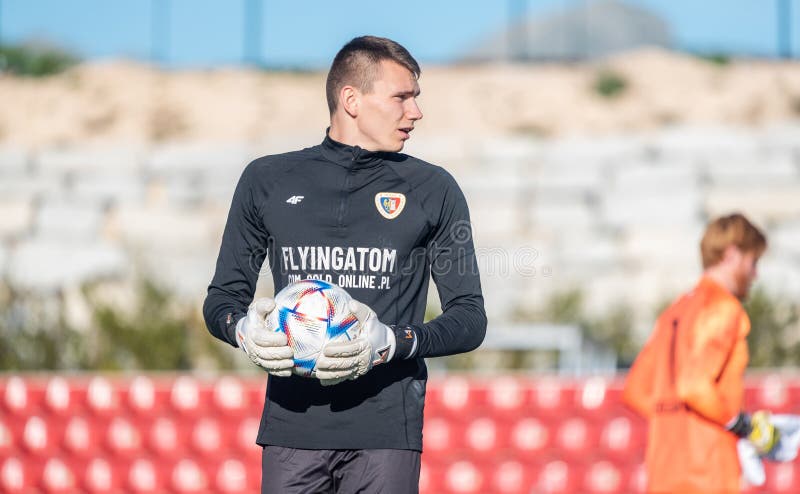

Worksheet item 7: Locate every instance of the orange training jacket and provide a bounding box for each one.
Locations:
[623,276,750,494]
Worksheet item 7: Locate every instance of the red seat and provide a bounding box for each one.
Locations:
[422,417,457,459]
[509,417,551,461]
[127,458,164,493]
[625,462,647,494]
[746,375,792,413]
[435,377,486,421]
[191,417,227,456]
[146,416,187,458]
[444,460,486,493]
[486,377,527,418]
[490,459,534,494]
[40,457,77,493]
[82,457,121,494]
[0,418,14,457]
[530,379,575,419]
[124,375,166,417]
[2,376,42,416]
[464,416,506,454]
[764,462,798,493]
[0,457,28,494]
[171,459,209,493]
[105,416,143,458]
[235,417,262,466]
[86,377,120,417]
[213,376,250,420]
[584,461,623,494]
[554,417,597,461]
[44,377,84,417]
[214,458,250,494]
[419,461,443,494]
[536,460,582,494]
[62,416,98,457]
[599,416,644,460]
[21,415,56,456]
[170,376,211,417]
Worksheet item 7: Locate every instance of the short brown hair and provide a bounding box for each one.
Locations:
[325,36,420,115]
[700,213,767,268]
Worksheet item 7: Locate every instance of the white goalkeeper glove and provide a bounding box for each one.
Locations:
[738,413,800,486]
[315,300,400,386]
[235,298,294,377]
[728,410,780,456]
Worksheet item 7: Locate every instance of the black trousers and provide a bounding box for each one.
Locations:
[261,446,421,494]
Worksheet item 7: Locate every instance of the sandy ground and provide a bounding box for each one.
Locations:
[1,47,799,148]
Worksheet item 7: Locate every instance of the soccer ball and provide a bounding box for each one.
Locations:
[267,279,360,377]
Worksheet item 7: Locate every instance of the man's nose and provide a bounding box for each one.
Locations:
[406,100,423,120]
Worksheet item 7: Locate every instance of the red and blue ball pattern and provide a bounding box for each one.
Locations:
[268,279,359,377]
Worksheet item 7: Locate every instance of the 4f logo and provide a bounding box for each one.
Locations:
[286,196,304,205]
[374,192,406,219]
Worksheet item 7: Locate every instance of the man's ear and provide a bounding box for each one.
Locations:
[722,244,742,266]
[340,86,359,118]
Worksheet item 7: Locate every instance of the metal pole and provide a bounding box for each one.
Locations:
[778,0,792,58]
[243,0,263,66]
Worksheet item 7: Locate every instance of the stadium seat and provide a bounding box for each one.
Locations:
[191,417,227,456]
[530,379,575,420]
[536,460,582,494]
[82,457,120,494]
[584,461,624,494]
[21,415,55,456]
[105,416,143,457]
[62,416,98,457]
[40,457,77,493]
[746,375,792,413]
[214,458,250,494]
[626,462,648,494]
[127,458,164,493]
[2,376,42,416]
[171,459,208,493]
[464,416,506,454]
[509,417,551,462]
[44,376,83,416]
[170,376,205,416]
[422,417,457,459]
[486,377,527,419]
[234,417,262,466]
[0,457,28,494]
[213,376,250,420]
[444,460,486,493]
[419,461,443,494]
[490,459,535,494]
[124,375,166,417]
[577,377,625,420]
[764,462,798,493]
[599,416,644,461]
[86,377,120,417]
[554,417,596,461]
[435,376,486,421]
[0,419,14,457]
[146,416,187,458]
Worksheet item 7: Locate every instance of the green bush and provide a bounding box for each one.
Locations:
[744,288,800,368]
[0,278,239,372]
[0,41,79,77]
[592,69,628,99]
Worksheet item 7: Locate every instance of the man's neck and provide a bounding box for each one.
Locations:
[704,266,736,295]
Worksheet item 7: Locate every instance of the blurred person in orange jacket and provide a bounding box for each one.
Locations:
[623,212,779,494]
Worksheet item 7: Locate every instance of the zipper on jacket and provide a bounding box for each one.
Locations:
[337,152,357,229]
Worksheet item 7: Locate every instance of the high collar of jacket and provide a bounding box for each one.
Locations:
[320,130,387,169]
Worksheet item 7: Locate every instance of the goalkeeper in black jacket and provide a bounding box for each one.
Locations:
[203,35,486,494]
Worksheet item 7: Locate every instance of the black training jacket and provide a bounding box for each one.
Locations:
[203,132,486,450]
